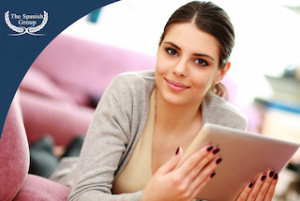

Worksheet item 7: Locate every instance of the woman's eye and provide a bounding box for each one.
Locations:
[195,58,208,66]
[166,48,178,56]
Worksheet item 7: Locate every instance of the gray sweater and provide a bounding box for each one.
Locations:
[68,70,247,201]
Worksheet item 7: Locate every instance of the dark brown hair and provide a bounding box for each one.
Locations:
[159,1,235,98]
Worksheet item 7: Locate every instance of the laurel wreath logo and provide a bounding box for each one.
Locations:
[5,11,48,36]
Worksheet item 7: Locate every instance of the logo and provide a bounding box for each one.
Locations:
[5,11,48,36]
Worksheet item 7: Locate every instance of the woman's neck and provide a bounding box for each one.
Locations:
[154,90,202,136]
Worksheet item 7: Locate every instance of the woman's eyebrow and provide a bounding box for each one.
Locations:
[164,41,181,50]
[194,53,215,61]
[164,41,215,61]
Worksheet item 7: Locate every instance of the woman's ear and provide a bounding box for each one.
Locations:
[215,61,231,83]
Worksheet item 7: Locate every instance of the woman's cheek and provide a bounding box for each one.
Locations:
[156,57,169,74]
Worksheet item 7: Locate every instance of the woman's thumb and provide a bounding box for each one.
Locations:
[157,146,182,174]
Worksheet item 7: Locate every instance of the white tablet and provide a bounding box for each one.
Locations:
[178,123,300,201]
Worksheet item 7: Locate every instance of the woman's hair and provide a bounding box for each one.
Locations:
[159,1,235,98]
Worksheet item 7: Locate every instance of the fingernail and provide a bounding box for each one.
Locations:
[269,171,274,178]
[216,158,223,164]
[175,147,180,155]
[274,173,278,180]
[261,175,266,181]
[213,148,220,154]
[210,172,216,178]
[249,183,254,188]
[207,145,214,152]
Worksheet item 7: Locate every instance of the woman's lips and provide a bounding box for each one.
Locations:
[165,79,189,92]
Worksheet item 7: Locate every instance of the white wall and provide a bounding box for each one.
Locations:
[63,0,300,106]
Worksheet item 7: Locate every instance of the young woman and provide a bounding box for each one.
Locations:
[68,1,278,201]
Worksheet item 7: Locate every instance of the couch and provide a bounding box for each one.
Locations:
[0,33,261,200]
[19,34,156,146]
[0,34,157,201]
[0,94,71,201]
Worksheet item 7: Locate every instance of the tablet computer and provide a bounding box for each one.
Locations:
[178,123,300,201]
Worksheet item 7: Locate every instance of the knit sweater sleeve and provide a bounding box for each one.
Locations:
[68,72,154,201]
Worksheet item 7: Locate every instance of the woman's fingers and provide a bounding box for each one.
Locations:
[236,182,254,201]
[176,145,221,198]
[246,173,267,200]
[161,145,221,200]
[255,170,275,200]
[236,170,279,201]
[185,146,220,182]
[144,145,221,201]
[156,147,183,175]
[177,145,219,177]
[263,173,278,201]
[189,156,222,198]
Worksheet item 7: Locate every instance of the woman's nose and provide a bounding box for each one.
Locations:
[173,58,188,77]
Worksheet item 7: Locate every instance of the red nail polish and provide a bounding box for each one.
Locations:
[216,158,222,164]
[175,147,180,155]
[213,148,220,154]
[207,145,214,152]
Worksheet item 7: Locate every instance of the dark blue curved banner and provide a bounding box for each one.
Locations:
[0,0,119,140]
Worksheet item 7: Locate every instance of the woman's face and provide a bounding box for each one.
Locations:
[155,22,229,107]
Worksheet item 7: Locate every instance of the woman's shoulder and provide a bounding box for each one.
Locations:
[99,70,156,113]
[104,70,156,96]
[202,92,248,131]
[112,70,155,85]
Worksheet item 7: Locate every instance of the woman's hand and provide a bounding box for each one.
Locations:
[236,170,278,201]
[142,145,222,201]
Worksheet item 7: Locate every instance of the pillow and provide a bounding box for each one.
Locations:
[20,67,76,104]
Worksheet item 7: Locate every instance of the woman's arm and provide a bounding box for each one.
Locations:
[68,74,152,201]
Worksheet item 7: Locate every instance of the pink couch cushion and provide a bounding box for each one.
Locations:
[0,96,29,201]
[20,91,94,146]
[20,67,76,104]
[32,34,156,103]
[13,174,70,201]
